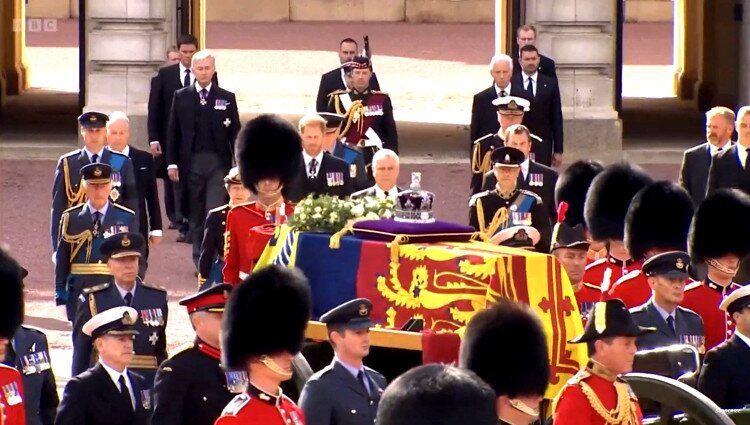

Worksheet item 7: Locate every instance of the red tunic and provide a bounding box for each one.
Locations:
[215,386,305,425]
[681,279,741,351]
[606,270,652,309]
[553,366,643,425]
[575,282,603,324]
[222,202,290,285]
[0,363,26,425]
[583,257,642,296]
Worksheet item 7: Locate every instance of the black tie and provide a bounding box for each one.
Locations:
[92,211,102,234]
[666,316,676,335]
[91,153,99,163]
[119,375,133,410]
[308,158,318,179]
[357,370,370,397]
[184,69,191,87]
[500,90,507,97]
[745,148,750,171]
[526,77,534,97]
[199,88,208,103]
[124,292,133,306]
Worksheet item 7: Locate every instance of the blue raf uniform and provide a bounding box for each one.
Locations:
[4,325,59,425]
[319,112,370,191]
[71,233,168,387]
[468,146,551,252]
[55,163,137,321]
[51,111,140,251]
[299,298,386,425]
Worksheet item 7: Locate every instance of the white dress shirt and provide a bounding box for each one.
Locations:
[520,159,530,181]
[179,62,194,87]
[100,360,135,409]
[375,185,398,199]
[302,151,324,177]
[737,143,750,168]
[523,71,538,97]
[708,141,730,157]
[495,83,512,97]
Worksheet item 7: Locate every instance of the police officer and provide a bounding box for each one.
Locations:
[0,247,28,424]
[319,112,369,190]
[198,168,251,288]
[71,232,167,386]
[299,298,386,425]
[469,146,551,252]
[215,266,311,425]
[460,299,550,425]
[55,163,137,321]
[151,283,235,425]
[682,189,750,351]
[470,96,531,194]
[51,111,138,251]
[56,307,150,425]
[629,251,704,351]
[552,299,655,425]
[5,325,58,425]
[223,116,301,285]
[327,56,398,154]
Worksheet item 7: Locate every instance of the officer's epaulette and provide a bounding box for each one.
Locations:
[168,342,195,359]
[112,203,135,214]
[582,281,601,291]
[209,203,230,214]
[229,201,254,210]
[60,148,82,159]
[615,269,641,285]
[518,188,543,202]
[472,133,495,146]
[327,89,349,97]
[140,282,167,293]
[82,282,110,294]
[20,324,47,336]
[370,90,389,96]
[684,280,703,292]
[469,190,492,207]
[530,133,543,143]
[568,368,591,385]
[584,257,607,270]
[62,204,85,214]
[221,393,250,416]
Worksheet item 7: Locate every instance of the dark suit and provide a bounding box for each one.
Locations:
[482,160,558,223]
[706,144,750,196]
[71,280,168,385]
[4,326,59,425]
[286,153,354,203]
[299,360,386,425]
[51,148,139,250]
[697,333,750,408]
[629,299,704,350]
[166,83,240,265]
[350,185,404,199]
[512,53,557,80]
[125,146,162,275]
[331,140,370,190]
[147,64,218,224]
[198,204,229,286]
[55,363,150,425]
[151,339,234,425]
[679,142,715,205]
[514,72,563,166]
[469,84,528,146]
[316,68,380,112]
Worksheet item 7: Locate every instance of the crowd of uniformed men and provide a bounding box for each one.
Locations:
[1,25,750,425]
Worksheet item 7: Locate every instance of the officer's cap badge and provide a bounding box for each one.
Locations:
[676,258,684,270]
[94,167,102,177]
[121,235,131,247]
[359,303,369,316]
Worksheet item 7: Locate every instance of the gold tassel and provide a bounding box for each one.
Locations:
[329,221,356,250]
[388,234,409,264]
[63,158,86,207]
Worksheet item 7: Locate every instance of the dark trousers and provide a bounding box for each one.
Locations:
[188,152,227,267]
[161,177,176,224]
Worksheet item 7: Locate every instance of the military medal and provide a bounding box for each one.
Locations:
[200,97,207,106]
[140,389,152,410]
[21,350,51,375]
[350,164,357,178]
[225,370,249,393]
[2,381,22,405]
[148,331,159,346]
[110,188,120,202]
[214,99,229,110]
[223,118,231,128]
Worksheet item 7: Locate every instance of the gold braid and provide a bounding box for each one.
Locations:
[63,158,86,207]
[339,100,366,144]
[471,143,492,175]
[578,380,639,424]
[475,199,508,239]
[59,212,94,263]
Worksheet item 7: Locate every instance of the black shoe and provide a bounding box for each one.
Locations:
[176,232,191,243]
[168,221,179,230]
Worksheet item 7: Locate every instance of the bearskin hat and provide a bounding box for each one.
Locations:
[459,299,549,397]
[0,247,24,339]
[584,162,653,242]
[689,189,750,262]
[624,181,694,261]
[221,265,312,370]
[554,160,604,227]
[235,114,302,195]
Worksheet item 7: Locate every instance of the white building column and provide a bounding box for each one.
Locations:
[83,0,176,147]
[524,0,622,163]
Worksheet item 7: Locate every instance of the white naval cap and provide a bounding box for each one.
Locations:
[82,306,139,339]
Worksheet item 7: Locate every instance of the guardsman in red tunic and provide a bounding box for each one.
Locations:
[222,116,300,285]
[550,204,601,321]
[582,163,653,299]
[213,264,312,425]
[682,189,750,350]
[553,299,655,425]
[0,247,28,425]
[606,181,695,308]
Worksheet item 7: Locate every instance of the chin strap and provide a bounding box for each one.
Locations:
[259,355,293,379]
